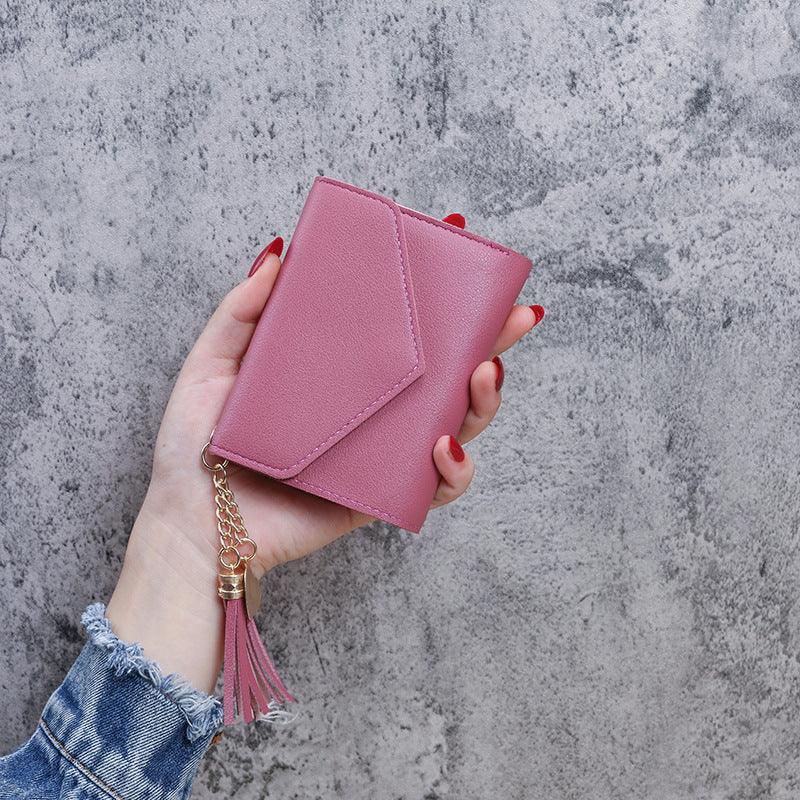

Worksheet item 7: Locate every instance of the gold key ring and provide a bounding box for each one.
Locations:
[201,439,228,472]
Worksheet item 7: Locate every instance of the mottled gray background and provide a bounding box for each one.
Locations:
[2,1,800,797]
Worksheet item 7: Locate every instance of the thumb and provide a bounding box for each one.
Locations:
[183,250,283,380]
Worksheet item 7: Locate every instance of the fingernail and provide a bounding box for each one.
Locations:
[448,435,465,463]
[442,213,466,229]
[530,305,545,326]
[492,356,504,392]
[248,236,284,277]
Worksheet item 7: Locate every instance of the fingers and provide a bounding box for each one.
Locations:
[430,435,475,509]
[429,297,544,510]
[456,303,543,442]
[490,304,543,359]
[184,249,283,379]
[456,358,503,444]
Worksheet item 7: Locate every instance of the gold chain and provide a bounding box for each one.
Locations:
[201,436,263,616]
[201,439,257,574]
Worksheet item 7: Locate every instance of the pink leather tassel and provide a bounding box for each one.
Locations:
[222,597,296,725]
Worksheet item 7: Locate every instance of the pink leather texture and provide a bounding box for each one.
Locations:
[209,177,533,533]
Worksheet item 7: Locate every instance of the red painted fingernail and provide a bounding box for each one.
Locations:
[492,356,504,391]
[530,305,545,326]
[448,435,465,463]
[248,236,284,277]
[442,213,466,229]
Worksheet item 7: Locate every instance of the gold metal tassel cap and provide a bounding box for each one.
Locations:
[218,570,245,600]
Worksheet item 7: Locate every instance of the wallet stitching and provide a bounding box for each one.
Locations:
[209,444,418,528]
[290,476,417,529]
[248,178,423,473]
[399,208,514,255]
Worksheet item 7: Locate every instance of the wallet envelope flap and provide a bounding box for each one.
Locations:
[210,177,426,478]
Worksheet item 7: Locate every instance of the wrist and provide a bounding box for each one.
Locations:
[106,509,224,695]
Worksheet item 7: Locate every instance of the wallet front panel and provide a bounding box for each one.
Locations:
[211,177,533,533]
[210,178,426,479]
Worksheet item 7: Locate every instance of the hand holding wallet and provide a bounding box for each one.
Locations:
[209,177,534,533]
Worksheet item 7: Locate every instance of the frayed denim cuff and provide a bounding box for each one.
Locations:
[80,603,223,741]
[35,604,223,800]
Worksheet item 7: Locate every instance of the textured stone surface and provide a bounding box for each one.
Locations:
[2,1,800,797]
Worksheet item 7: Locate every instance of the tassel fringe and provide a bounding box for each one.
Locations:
[222,597,296,726]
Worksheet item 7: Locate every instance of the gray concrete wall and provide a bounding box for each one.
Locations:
[2,1,800,797]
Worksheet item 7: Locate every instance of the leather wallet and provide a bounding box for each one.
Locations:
[208,177,533,533]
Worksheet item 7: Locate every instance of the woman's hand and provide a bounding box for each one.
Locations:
[106,244,543,693]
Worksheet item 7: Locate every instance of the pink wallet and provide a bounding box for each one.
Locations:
[209,177,533,533]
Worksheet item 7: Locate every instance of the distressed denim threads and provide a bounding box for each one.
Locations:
[0,604,223,800]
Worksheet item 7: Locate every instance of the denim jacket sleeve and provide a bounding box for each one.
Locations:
[0,603,224,800]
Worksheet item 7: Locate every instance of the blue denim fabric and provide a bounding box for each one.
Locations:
[0,604,223,800]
